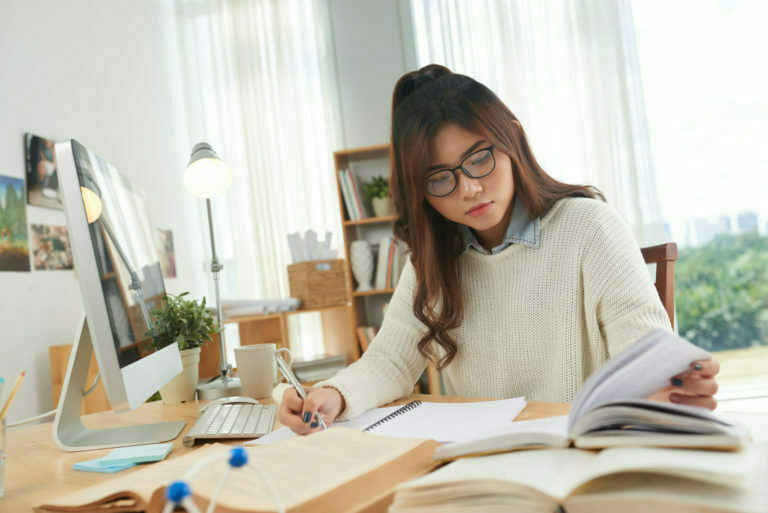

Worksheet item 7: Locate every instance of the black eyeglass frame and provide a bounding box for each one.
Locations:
[424,145,496,197]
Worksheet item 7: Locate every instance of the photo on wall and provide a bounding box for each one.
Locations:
[25,132,62,210]
[31,224,74,270]
[0,174,31,272]
[155,228,177,278]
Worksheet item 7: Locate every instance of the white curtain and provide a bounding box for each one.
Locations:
[411,0,666,245]
[174,0,343,358]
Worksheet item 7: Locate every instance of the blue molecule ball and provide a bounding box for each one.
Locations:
[229,446,248,468]
[166,480,192,503]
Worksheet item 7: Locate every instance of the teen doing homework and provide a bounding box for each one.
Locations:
[278,64,720,435]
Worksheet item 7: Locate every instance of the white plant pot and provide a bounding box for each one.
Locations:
[371,196,391,217]
[350,240,374,292]
[159,347,201,404]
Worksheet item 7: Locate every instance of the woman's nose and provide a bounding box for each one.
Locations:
[457,171,482,199]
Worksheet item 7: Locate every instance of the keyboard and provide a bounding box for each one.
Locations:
[182,402,277,447]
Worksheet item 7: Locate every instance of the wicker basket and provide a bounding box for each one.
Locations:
[287,259,349,309]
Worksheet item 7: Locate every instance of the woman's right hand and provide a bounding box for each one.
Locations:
[278,386,345,435]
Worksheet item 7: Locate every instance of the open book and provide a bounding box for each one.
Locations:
[37,428,439,513]
[434,329,750,460]
[392,444,768,513]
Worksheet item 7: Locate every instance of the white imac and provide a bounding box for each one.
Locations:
[53,139,186,451]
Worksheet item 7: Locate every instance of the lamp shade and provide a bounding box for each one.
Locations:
[183,142,233,198]
[81,186,103,223]
[78,168,103,224]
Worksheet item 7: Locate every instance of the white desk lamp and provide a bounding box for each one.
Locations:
[184,142,243,399]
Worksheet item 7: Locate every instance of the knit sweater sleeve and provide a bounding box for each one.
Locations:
[581,201,672,356]
[315,259,428,420]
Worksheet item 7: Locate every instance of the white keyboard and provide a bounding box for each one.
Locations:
[183,402,277,447]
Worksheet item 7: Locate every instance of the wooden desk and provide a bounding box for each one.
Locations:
[0,396,568,512]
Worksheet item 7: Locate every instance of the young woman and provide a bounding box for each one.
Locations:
[279,65,719,434]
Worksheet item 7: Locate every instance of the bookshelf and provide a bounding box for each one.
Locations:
[333,144,440,393]
[334,144,393,339]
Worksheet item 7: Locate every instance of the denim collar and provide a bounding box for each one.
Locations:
[461,194,541,254]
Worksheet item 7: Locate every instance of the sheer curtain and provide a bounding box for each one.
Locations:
[411,0,666,245]
[174,0,343,358]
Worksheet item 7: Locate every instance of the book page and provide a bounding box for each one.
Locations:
[398,448,599,502]
[370,398,527,442]
[569,329,711,430]
[245,406,400,445]
[433,415,569,460]
[43,428,431,512]
[582,445,764,489]
[565,472,764,512]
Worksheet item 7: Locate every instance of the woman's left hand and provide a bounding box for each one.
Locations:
[648,358,720,410]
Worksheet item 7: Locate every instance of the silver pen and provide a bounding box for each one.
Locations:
[276,355,328,430]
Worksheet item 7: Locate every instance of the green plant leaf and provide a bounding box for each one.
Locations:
[147,292,218,350]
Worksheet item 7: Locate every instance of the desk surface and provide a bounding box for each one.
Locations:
[1,395,568,512]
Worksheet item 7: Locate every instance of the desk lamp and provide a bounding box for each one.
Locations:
[184,142,243,398]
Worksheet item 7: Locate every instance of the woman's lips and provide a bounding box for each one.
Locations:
[466,202,492,217]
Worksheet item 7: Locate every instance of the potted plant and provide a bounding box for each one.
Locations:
[363,175,391,217]
[146,292,219,404]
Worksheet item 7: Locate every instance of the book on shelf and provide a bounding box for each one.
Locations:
[38,429,441,513]
[374,236,407,290]
[293,353,346,383]
[356,326,379,352]
[434,328,751,461]
[391,443,768,513]
[338,168,365,220]
[338,169,359,220]
[346,169,366,218]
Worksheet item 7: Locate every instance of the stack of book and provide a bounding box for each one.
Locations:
[355,326,379,352]
[338,168,366,220]
[220,298,300,318]
[375,236,407,290]
[292,353,346,383]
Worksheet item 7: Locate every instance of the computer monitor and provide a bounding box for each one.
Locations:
[52,139,186,451]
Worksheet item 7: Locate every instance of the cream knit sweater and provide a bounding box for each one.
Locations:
[319,197,672,420]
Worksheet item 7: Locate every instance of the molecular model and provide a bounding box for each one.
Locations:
[161,446,285,513]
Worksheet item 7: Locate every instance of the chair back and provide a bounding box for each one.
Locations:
[640,242,678,328]
[49,344,110,414]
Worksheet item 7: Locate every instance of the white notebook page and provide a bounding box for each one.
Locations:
[369,397,527,442]
[248,398,527,445]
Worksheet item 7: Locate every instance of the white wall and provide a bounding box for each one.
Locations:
[0,1,207,424]
[329,0,417,148]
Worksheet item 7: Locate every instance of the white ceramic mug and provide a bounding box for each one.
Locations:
[234,344,293,399]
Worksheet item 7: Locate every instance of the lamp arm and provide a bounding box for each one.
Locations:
[206,198,229,379]
[98,218,152,330]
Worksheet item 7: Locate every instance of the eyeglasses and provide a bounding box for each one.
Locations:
[424,145,496,197]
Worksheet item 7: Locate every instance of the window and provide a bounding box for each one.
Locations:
[632,0,768,396]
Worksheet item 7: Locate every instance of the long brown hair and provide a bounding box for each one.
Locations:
[389,64,601,369]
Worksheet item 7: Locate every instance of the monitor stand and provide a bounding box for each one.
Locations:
[53,317,186,452]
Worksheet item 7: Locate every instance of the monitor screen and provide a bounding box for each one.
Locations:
[70,140,166,369]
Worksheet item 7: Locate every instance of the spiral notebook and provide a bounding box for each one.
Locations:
[362,400,423,431]
[247,397,527,445]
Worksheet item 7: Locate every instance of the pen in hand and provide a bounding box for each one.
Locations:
[276,355,328,430]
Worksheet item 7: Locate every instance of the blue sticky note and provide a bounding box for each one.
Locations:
[98,442,173,467]
[74,457,135,473]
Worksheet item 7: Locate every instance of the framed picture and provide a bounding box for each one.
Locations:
[0,174,31,272]
[31,224,74,270]
[25,132,62,210]
[155,228,177,278]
